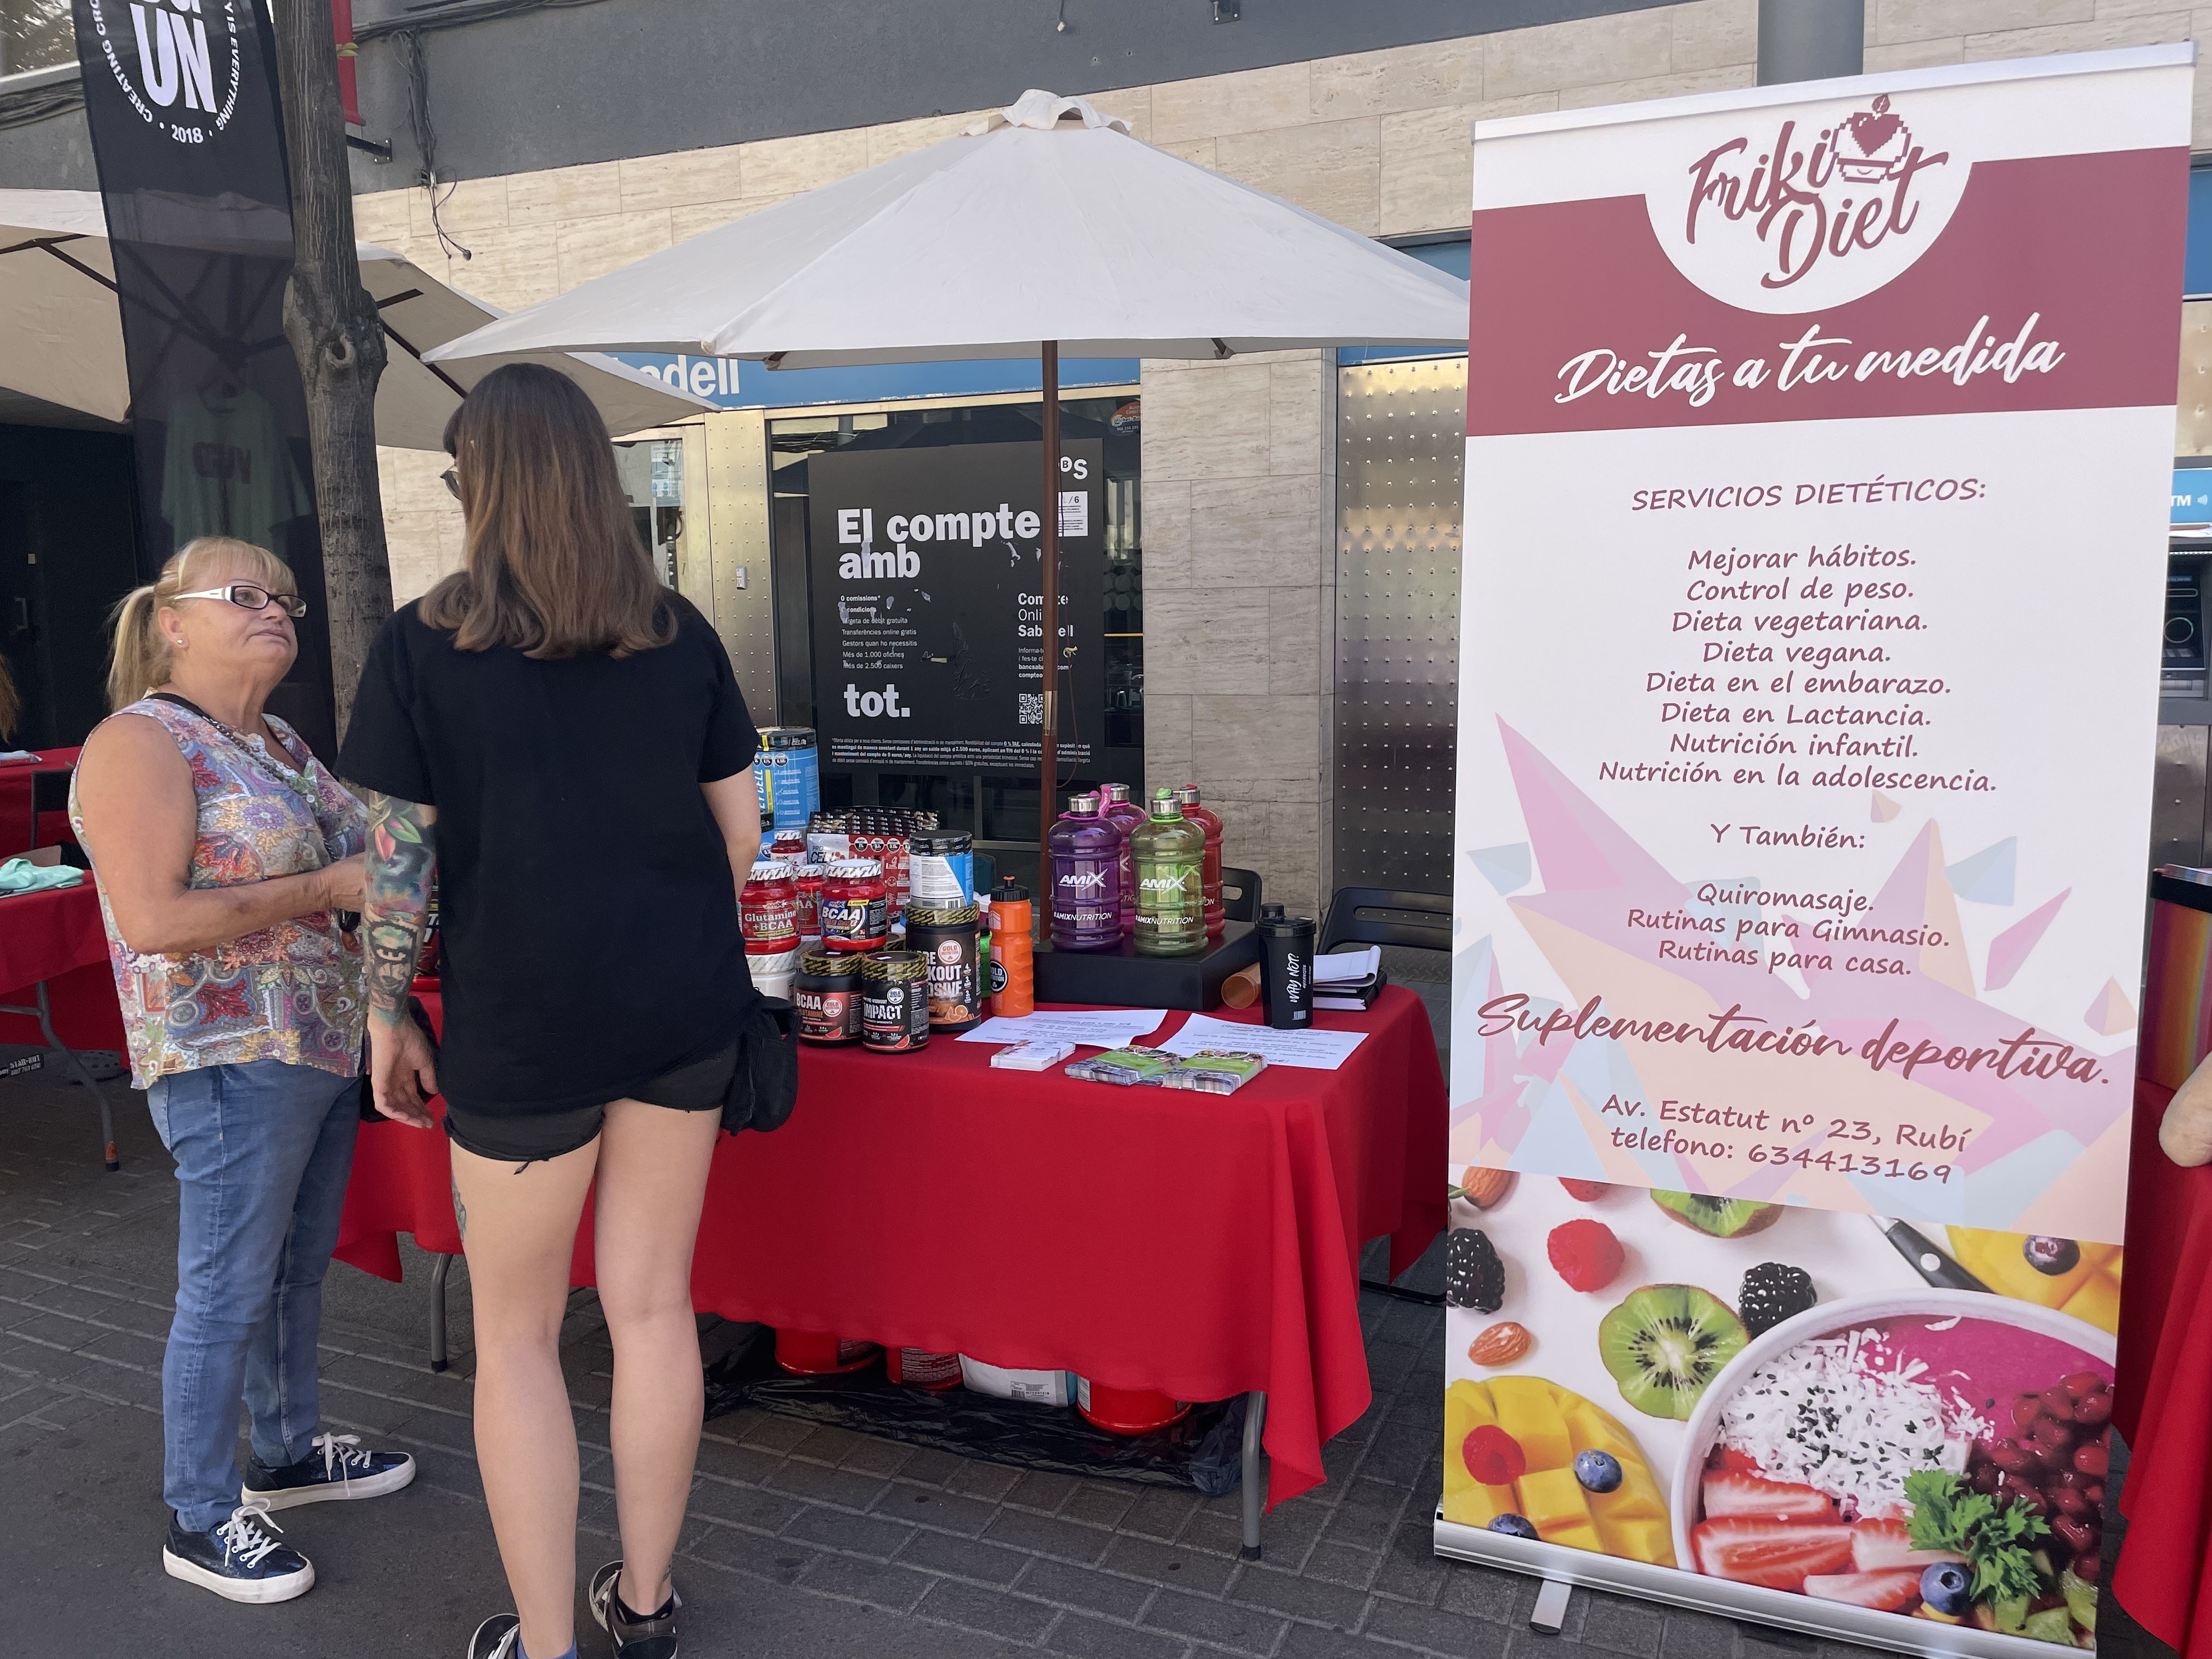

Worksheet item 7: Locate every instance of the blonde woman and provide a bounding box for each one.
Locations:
[70,537,416,1605]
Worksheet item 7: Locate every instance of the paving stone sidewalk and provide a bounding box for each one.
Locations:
[0,1063,2018,1659]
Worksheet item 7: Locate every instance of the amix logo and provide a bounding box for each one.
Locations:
[843,683,911,719]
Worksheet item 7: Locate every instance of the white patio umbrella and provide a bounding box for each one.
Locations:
[426,88,1472,854]
[0,188,711,447]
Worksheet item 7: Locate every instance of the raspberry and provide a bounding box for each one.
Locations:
[1462,1425,1527,1486]
[1547,1218,1624,1291]
[1559,1178,1611,1201]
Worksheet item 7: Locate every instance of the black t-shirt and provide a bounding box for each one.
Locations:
[338,594,760,1116]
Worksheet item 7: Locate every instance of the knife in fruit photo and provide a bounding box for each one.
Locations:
[1870,1216,1992,1293]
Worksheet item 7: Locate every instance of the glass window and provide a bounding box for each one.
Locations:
[2,0,73,78]
[766,393,1142,853]
[613,437,685,589]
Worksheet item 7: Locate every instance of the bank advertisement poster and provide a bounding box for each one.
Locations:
[1437,48,2190,1654]
[806,439,1103,772]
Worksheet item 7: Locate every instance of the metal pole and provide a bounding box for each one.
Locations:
[1757,0,1863,84]
[1037,342,1061,886]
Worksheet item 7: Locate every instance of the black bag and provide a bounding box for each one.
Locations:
[721,997,800,1135]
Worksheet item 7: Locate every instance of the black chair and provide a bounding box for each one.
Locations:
[1319,886,1453,1305]
[1319,885,1450,953]
[1220,865,1261,923]
[30,766,84,864]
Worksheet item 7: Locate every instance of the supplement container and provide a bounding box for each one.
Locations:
[794,865,825,943]
[740,860,799,953]
[861,950,929,1053]
[794,950,864,1045]
[905,904,981,1032]
[818,859,890,952]
[909,833,975,907]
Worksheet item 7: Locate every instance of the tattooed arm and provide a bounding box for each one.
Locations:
[362,791,440,1129]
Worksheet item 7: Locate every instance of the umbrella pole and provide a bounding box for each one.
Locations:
[1037,340,1060,897]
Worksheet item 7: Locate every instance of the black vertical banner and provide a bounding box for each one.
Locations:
[72,0,335,755]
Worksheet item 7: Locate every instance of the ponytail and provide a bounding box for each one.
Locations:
[105,537,297,713]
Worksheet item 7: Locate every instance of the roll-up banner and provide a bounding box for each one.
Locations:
[1437,47,2191,1656]
[72,0,336,755]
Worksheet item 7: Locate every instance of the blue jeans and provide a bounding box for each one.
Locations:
[146,1059,363,1532]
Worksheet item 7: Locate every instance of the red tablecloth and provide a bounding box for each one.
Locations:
[0,746,80,859]
[2112,1075,2212,1656]
[0,879,125,1053]
[335,987,1448,1508]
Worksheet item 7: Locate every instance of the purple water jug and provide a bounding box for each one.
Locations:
[1049,792,1124,952]
[1098,782,1148,937]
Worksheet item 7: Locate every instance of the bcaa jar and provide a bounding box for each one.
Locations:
[818,859,889,953]
[740,860,799,953]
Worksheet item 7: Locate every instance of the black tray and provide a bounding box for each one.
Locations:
[1030,921,1259,1012]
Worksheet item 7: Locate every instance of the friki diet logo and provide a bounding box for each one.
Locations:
[88,0,245,144]
[1651,92,1968,315]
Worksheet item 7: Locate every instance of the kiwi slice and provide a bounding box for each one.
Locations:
[1651,1189,1782,1239]
[1599,1284,1748,1420]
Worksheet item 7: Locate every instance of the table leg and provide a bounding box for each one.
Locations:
[1240,1390,1268,1560]
[1,980,120,1171]
[429,1251,453,1374]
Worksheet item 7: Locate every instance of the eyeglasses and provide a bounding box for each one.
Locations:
[441,467,460,499]
[173,584,309,620]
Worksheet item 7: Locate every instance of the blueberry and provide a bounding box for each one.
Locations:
[1920,1561,1972,1616]
[1488,1515,1539,1539]
[2023,1235,2081,1276]
[1573,1450,1624,1494]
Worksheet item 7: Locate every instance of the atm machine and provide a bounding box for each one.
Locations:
[2153,464,2212,868]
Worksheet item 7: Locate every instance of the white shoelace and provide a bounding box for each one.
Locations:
[312,1431,374,1482]
[216,1500,287,1569]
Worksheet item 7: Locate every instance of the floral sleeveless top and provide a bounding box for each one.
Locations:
[69,698,369,1087]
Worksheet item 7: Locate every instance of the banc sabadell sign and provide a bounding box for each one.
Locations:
[613,352,1139,411]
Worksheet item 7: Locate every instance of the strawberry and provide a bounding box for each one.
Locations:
[1849,1517,1966,1572]
[1702,1471,1838,1522]
[1559,1178,1611,1201]
[1547,1218,1624,1291]
[1706,1444,1762,1474]
[1691,1519,1855,1590]
[1803,1569,1924,1612]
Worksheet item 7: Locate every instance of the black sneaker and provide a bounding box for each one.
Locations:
[161,1502,315,1604]
[589,1559,680,1659]
[466,1613,521,1659]
[242,1431,416,1510]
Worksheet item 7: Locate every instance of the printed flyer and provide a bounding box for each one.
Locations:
[1437,47,2190,1655]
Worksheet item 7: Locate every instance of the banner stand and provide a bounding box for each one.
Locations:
[1439,44,2191,1658]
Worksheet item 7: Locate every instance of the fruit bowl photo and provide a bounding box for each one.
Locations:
[1669,1289,2115,1646]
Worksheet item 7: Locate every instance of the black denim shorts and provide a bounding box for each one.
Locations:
[442,1041,740,1165]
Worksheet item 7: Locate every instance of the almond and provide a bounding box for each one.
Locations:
[1455,1166,1515,1210]
[1467,1321,1532,1367]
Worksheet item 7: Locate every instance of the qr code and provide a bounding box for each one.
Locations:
[1018,692,1044,726]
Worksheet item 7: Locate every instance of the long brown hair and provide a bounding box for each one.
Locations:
[106,537,296,714]
[420,362,672,658]
[0,652,18,741]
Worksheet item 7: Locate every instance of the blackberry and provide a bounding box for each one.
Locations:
[1444,1228,1505,1312]
[1737,1262,1816,1336]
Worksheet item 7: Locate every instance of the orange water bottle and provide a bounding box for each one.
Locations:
[988,879,1034,1016]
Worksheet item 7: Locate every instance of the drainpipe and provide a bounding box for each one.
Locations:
[1757,0,1865,84]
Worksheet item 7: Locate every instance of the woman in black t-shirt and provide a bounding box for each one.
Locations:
[341,364,760,1659]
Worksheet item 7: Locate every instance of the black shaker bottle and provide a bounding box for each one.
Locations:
[1256,902,1316,1030]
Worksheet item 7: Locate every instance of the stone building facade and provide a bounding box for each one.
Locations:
[342,0,2211,915]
